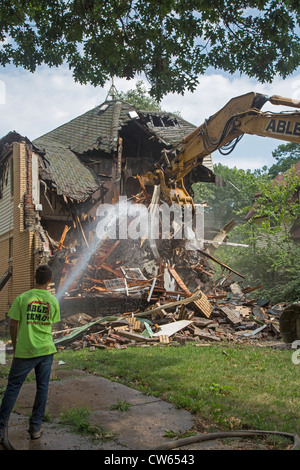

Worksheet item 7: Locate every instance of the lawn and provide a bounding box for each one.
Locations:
[56,342,300,435]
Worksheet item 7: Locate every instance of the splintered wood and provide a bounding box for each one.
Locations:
[167,265,213,318]
[192,292,214,318]
[50,228,282,353]
[52,280,282,351]
[218,306,241,325]
[159,335,170,344]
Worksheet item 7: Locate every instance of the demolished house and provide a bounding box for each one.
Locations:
[0,98,284,346]
[0,99,215,317]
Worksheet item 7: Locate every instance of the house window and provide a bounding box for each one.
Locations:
[143,113,180,128]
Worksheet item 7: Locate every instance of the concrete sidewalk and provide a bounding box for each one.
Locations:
[0,361,274,451]
[1,363,195,450]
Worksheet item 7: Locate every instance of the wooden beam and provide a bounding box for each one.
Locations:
[135,290,207,317]
[58,225,71,250]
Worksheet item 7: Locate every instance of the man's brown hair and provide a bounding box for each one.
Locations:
[35,264,52,285]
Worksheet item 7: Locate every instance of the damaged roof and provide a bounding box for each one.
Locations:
[0,131,31,160]
[33,99,197,154]
[32,99,212,200]
[1,100,212,203]
[33,100,137,154]
[37,137,101,201]
[0,131,100,202]
[32,100,138,201]
[138,109,196,147]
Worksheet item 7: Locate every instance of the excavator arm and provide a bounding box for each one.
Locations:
[141,92,300,205]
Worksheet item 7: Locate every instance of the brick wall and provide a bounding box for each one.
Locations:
[0,140,54,323]
[0,142,36,321]
[12,142,35,301]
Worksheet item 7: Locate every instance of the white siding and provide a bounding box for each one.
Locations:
[0,158,14,236]
[32,152,40,205]
[202,154,213,172]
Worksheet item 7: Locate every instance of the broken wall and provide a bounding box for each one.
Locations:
[0,142,47,321]
[0,152,14,314]
[11,143,36,308]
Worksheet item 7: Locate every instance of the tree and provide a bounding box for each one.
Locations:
[116,80,162,111]
[192,163,269,229]
[193,163,300,302]
[1,0,299,100]
[250,165,300,239]
[217,166,300,303]
[268,143,300,178]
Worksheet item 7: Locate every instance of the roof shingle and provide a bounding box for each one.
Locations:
[33,99,213,200]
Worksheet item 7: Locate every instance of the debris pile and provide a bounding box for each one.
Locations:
[53,238,161,300]
[52,268,284,351]
[48,193,286,350]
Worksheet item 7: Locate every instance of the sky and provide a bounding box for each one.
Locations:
[0,63,300,172]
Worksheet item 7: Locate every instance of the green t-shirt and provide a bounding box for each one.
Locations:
[8,288,61,358]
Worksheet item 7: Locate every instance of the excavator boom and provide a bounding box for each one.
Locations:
[235,110,300,142]
[167,92,300,182]
[141,91,300,205]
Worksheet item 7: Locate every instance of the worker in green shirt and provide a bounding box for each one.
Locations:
[0,264,60,443]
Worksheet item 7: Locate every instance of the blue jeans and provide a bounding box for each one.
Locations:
[0,354,53,436]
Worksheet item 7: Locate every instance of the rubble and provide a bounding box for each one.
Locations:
[43,185,288,351]
[51,262,284,351]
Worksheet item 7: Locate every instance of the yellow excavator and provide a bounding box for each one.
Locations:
[141,91,300,207]
[140,91,300,343]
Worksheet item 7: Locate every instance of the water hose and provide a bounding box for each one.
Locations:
[153,430,300,451]
[1,426,16,450]
[1,426,299,451]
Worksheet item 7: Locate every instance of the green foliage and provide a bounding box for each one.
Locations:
[209,383,236,394]
[1,1,299,99]
[216,238,300,303]
[192,163,269,228]
[59,405,114,441]
[116,80,162,111]
[110,398,132,412]
[250,166,300,237]
[194,160,300,303]
[214,165,300,303]
[268,143,300,178]
[59,406,95,435]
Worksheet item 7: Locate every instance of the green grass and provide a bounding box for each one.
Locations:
[110,398,132,412]
[59,405,116,442]
[56,343,300,436]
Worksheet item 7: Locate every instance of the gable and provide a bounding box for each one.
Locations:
[32,99,213,201]
[36,137,100,201]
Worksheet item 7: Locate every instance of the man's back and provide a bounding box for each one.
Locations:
[8,288,60,358]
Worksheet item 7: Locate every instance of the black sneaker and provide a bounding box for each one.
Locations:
[29,429,43,440]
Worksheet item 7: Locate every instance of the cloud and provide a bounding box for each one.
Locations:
[0,65,101,139]
[0,64,299,170]
[213,135,279,171]
[160,71,300,170]
[0,65,144,139]
[161,71,300,125]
